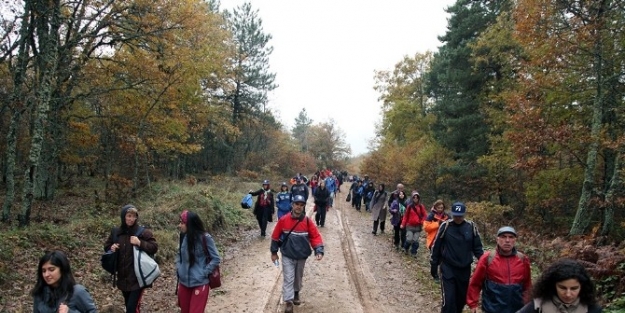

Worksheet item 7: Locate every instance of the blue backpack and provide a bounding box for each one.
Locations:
[241,194,253,209]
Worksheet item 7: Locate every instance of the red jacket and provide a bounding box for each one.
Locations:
[270,214,324,260]
[467,249,532,312]
[400,203,427,228]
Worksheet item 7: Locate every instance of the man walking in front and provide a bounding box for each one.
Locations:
[270,195,324,313]
[466,226,531,313]
[430,202,484,313]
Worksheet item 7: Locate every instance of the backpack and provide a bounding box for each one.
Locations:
[133,240,160,288]
[485,250,525,267]
[241,194,253,209]
[438,220,479,239]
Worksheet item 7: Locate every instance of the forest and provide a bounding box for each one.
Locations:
[1,0,625,310]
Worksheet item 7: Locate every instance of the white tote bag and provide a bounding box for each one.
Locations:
[133,247,161,287]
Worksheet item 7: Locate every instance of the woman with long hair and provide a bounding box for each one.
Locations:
[176,210,221,313]
[32,250,97,313]
[516,258,602,313]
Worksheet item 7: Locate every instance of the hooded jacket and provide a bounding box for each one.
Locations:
[423,208,450,249]
[270,213,324,260]
[104,204,158,291]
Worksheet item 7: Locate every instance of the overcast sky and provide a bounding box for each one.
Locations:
[219,0,456,156]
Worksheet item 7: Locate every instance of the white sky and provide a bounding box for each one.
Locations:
[219,0,456,156]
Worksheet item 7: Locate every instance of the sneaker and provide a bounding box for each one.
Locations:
[285,301,294,313]
[433,277,440,283]
[293,292,301,305]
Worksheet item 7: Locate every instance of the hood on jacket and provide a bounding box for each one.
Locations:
[120,204,139,230]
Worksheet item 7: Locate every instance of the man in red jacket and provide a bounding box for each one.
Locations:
[270,195,324,313]
[466,226,532,313]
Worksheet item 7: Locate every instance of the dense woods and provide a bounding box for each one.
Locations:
[0,0,350,226]
[364,0,625,304]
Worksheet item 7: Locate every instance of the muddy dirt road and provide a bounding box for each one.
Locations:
[207,188,444,313]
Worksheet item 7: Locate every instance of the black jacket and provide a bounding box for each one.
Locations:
[430,220,483,268]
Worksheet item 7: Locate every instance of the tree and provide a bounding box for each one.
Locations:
[426,0,512,198]
[224,2,276,124]
[511,0,625,236]
[307,120,351,169]
[291,108,313,152]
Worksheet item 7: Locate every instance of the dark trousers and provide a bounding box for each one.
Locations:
[372,219,385,234]
[393,225,406,247]
[256,206,271,236]
[440,263,471,313]
[354,196,362,211]
[315,205,327,227]
[122,289,144,313]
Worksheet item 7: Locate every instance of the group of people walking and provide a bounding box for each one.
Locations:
[30,175,603,313]
[32,204,221,313]
[346,178,602,313]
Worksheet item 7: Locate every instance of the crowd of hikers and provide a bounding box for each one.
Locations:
[345,175,603,313]
[30,170,603,313]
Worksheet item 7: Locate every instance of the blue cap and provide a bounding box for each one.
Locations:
[451,202,466,217]
[262,179,270,185]
[293,195,306,203]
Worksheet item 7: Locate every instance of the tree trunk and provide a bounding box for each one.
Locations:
[2,1,33,223]
[19,0,61,226]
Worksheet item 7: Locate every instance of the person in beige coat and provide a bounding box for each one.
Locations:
[370,183,388,235]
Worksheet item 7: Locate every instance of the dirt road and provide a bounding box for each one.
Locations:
[207,188,442,313]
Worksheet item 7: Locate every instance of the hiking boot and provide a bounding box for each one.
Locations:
[285,301,294,313]
[293,292,301,305]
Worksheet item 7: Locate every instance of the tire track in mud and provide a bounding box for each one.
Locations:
[335,206,378,313]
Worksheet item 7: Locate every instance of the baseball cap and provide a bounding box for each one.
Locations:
[450,202,466,217]
[497,226,517,237]
[293,195,306,203]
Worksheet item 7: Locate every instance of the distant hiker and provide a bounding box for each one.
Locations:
[176,210,221,313]
[290,177,309,203]
[313,179,330,227]
[370,183,388,235]
[363,180,376,212]
[270,195,324,313]
[349,181,359,208]
[467,226,531,313]
[276,182,292,220]
[32,250,97,313]
[387,183,405,207]
[325,174,337,208]
[353,180,364,211]
[516,258,602,313]
[430,202,484,313]
[400,191,427,256]
[250,180,275,237]
[309,175,319,196]
[389,190,407,250]
[424,199,450,281]
[104,204,158,313]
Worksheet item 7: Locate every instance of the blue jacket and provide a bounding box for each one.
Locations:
[325,177,336,193]
[276,191,292,218]
[176,233,221,288]
[33,285,97,313]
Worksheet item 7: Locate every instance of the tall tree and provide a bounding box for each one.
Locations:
[224,2,276,124]
[426,0,512,199]
[291,108,313,152]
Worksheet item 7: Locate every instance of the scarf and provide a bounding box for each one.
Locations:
[536,296,587,313]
